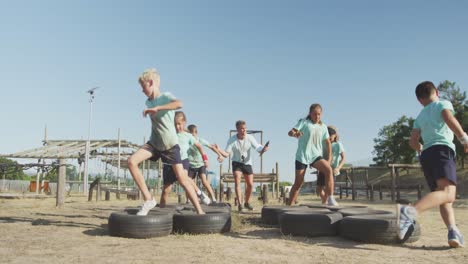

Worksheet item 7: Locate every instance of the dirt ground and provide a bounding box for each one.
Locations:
[0,194,467,264]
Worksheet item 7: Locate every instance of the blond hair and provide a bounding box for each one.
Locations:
[139,68,160,86]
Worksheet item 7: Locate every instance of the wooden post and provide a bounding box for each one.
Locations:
[219,164,223,202]
[396,168,401,201]
[56,159,66,208]
[379,184,383,200]
[276,162,280,199]
[157,159,162,196]
[96,180,101,201]
[262,184,268,204]
[226,187,232,201]
[365,169,369,200]
[417,185,422,200]
[220,182,224,202]
[105,190,110,201]
[339,185,343,199]
[351,168,356,200]
[370,184,374,201]
[390,165,396,202]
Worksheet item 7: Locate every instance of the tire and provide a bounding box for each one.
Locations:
[261,205,319,226]
[302,204,368,212]
[280,211,343,237]
[108,210,173,238]
[173,210,231,234]
[339,214,421,244]
[203,202,232,213]
[338,208,393,217]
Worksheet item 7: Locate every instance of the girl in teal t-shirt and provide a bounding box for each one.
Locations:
[288,103,338,206]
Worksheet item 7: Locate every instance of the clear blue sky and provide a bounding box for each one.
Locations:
[1,0,467,183]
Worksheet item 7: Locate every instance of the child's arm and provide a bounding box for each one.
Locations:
[442,109,468,152]
[207,144,225,162]
[143,99,183,117]
[194,142,209,168]
[288,128,303,138]
[214,144,230,158]
[409,129,423,153]
[324,138,332,164]
[337,151,346,171]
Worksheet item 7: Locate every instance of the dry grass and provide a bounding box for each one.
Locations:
[0,194,467,264]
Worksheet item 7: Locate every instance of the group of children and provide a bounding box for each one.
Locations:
[129,68,467,248]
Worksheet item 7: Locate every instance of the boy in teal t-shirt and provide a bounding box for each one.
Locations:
[127,68,204,216]
[398,81,468,248]
[187,124,224,202]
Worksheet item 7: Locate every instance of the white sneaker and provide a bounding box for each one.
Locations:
[198,191,211,205]
[327,196,339,206]
[136,198,157,216]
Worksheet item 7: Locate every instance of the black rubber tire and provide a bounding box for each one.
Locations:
[261,205,313,226]
[173,211,231,234]
[280,211,343,237]
[203,202,232,213]
[339,214,421,244]
[338,208,393,217]
[108,210,173,238]
[302,204,368,212]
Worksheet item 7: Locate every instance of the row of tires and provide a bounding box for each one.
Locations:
[261,204,421,245]
[108,203,232,238]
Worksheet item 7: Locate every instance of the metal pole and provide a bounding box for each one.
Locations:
[83,87,99,195]
[260,131,263,175]
[117,128,121,184]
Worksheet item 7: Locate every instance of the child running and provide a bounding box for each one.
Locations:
[159,111,212,207]
[288,103,338,206]
[127,68,204,215]
[216,120,269,211]
[398,81,467,247]
[317,126,346,204]
[187,124,224,202]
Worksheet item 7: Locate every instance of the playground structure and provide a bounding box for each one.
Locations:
[0,128,149,207]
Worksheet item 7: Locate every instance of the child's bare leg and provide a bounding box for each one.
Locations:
[159,184,172,207]
[288,169,306,205]
[313,160,334,198]
[200,173,216,200]
[234,171,243,205]
[440,202,456,229]
[127,149,153,201]
[414,178,456,214]
[318,186,326,204]
[244,174,254,204]
[173,164,204,214]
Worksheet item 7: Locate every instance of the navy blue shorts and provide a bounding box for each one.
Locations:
[232,161,253,175]
[420,145,457,192]
[142,143,182,165]
[295,157,323,171]
[163,159,190,185]
[188,166,207,179]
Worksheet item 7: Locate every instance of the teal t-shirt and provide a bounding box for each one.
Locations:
[188,136,211,168]
[331,142,345,168]
[177,132,196,160]
[414,100,455,152]
[146,92,179,151]
[293,118,330,165]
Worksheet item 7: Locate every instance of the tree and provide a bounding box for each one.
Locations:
[372,116,416,166]
[438,80,467,168]
[0,157,30,180]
